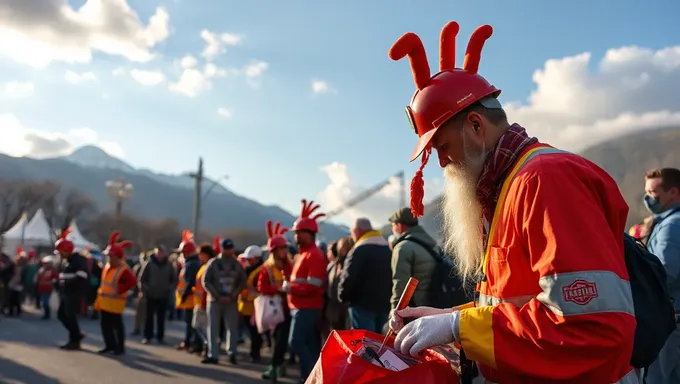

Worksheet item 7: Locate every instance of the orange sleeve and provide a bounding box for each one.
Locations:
[458,168,635,381]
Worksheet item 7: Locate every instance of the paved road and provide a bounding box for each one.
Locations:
[0,301,300,384]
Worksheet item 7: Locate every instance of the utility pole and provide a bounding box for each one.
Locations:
[190,158,204,238]
[398,170,406,209]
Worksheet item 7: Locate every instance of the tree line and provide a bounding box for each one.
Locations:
[0,179,270,253]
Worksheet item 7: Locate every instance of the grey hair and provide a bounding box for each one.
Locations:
[353,217,373,231]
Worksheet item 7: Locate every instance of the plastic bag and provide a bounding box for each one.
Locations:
[192,306,207,329]
[306,329,459,384]
[254,295,285,333]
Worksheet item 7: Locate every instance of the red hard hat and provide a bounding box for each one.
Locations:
[266,220,289,250]
[389,22,500,217]
[54,228,75,254]
[291,200,325,234]
[103,231,133,259]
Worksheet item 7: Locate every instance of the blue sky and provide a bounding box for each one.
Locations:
[1,0,679,225]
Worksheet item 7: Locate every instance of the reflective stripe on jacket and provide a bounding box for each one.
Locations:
[95,264,130,314]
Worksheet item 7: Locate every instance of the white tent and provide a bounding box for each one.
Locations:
[1,212,28,240]
[1,212,28,254]
[21,209,55,247]
[67,220,99,251]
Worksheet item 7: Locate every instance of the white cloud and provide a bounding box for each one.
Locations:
[200,30,243,60]
[217,108,232,118]
[504,45,680,151]
[2,81,34,98]
[64,70,97,84]
[0,0,170,68]
[0,114,124,159]
[312,80,336,95]
[169,63,228,98]
[243,61,269,78]
[318,44,680,224]
[179,55,198,69]
[129,69,165,86]
[317,162,442,227]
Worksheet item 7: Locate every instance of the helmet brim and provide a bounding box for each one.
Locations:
[409,127,438,162]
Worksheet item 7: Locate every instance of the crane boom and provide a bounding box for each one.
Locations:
[321,170,404,222]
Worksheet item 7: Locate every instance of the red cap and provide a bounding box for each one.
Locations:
[54,227,75,255]
[389,22,500,217]
[266,220,289,250]
[103,231,133,259]
[212,236,221,254]
[291,199,326,234]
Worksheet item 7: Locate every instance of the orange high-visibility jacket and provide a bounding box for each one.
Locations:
[175,267,195,310]
[458,144,637,383]
[95,264,132,314]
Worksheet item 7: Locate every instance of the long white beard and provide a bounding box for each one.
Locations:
[441,137,488,284]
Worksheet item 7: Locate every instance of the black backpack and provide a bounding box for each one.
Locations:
[624,212,678,369]
[394,236,471,309]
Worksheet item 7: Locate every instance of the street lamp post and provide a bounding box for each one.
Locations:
[105,179,134,217]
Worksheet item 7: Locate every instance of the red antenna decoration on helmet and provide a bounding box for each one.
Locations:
[60,227,72,241]
[388,33,430,90]
[109,231,133,249]
[300,199,326,222]
[266,220,289,239]
[16,246,24,255]
[182,230,194,244]
[213,236,221,253]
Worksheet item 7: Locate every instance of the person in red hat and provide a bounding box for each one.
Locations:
[283,200,327,382]
[174,230,202,352]
[388,21,637,383]
[258,220,294,380]
[94,231,136,355]
[54,228,90,350]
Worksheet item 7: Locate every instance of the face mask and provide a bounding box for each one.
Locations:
[643,194,665,214]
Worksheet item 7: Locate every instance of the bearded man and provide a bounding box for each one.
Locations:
[387,22,638,383]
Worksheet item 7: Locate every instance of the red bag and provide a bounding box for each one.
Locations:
[306,329,459,384]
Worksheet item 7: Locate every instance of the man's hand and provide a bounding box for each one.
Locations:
[389,306,452,332]
[394,311,460,357]
[219,296,232,304]
[279,281,290,293]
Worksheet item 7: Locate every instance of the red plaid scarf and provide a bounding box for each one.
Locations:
[476,123,538,221]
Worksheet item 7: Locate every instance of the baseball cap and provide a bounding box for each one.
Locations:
[240,245,262,260]
[389,207,419,226]
[221,238,234,249]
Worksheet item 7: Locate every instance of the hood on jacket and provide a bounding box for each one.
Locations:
[397,225,437,248]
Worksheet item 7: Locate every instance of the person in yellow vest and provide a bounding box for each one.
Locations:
[238,245,265,363]
[94,231,135,355]
[191,238,219,358]
[175,230,201,351]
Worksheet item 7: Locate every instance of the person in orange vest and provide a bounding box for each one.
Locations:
[35,256,58,319]
[192,239,219,358]
[259,220,295,381]
[94,231,136,355]
[175,230,201,351]
[387,21,637,383]
[284,200,327,382]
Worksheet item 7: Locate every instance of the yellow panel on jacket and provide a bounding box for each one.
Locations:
[238,265,262,316]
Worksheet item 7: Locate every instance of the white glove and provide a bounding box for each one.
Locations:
[280,281,290,293]
[394,310,460,357]
[389,306,453,332]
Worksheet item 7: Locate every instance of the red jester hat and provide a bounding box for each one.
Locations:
[104,231,133,259]
[291,200,326,234]
[266,220,289,250]
[389,21,500,217]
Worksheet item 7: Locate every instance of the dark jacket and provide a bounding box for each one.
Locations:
[58,253,89,298]
[390,225,438,308]
[140,255,177,299]
[180,254,200,303]
[338,230,392,313]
